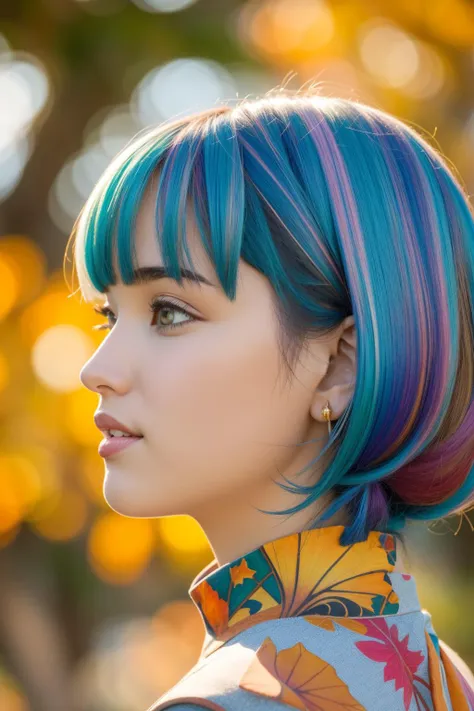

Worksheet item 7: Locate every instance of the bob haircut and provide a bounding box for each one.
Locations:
[69,90,474,547]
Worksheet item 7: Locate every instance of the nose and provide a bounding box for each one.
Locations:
[80,346,131,396]
[80,353,112,395]
[80,355,100,393]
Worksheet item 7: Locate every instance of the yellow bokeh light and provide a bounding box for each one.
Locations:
[19,285,101,349]
[0,255,19,320]
[17,445,61,520]
[365,0,474,47]
[0,349,9,392]
[63,387,101,447]
[157,515,210,555]
[359,20,420,89]
[243,0,336,63]
[31,487,88,541]
[88,512,155,585]
[31,324,94,393]
[273,0,334,54]
[0,481,23,533]
[20,290,67,347]
[0,235,46,317]
[407,0,474,46]
[78,448,108,507]
[402,42,445,100]
[0,454,44,533]
[428,1,474,45]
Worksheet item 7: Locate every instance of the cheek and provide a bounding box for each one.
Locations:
[145,323,298,474]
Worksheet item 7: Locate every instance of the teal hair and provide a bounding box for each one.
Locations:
[71,92,474,547]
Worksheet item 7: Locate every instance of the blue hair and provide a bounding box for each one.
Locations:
[70,92,474,547]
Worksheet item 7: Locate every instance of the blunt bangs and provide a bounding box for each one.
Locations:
[72,108,246,304]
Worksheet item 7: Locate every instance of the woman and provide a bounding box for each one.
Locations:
[73,91,474,710]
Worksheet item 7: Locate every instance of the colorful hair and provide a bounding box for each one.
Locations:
[69,90,474,547]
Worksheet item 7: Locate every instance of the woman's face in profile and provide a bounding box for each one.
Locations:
[80,185,349,534]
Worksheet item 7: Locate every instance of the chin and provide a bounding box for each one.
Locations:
[102,478,182,518]
[102,478,147,518]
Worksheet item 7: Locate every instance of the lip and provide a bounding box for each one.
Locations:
[98,434,143,458]
[94,411,143,437]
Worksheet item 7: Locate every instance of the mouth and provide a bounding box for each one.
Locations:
[104,430,144,439]
[94,411,144,438]
[98,433,144,458]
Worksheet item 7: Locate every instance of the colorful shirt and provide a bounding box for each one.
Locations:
[147,525,474,711]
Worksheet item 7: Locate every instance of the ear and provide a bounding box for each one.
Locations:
[309,315,356,425]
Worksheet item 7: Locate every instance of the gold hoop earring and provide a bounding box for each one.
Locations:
[321,400,332,434]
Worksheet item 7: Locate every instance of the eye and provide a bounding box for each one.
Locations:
[92,297,197,333]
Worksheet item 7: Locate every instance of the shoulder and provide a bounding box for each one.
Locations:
[148,614,431,710]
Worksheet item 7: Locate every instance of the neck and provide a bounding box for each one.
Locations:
[190,474,408,574]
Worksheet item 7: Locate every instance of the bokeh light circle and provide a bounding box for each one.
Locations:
[131,58,237,125]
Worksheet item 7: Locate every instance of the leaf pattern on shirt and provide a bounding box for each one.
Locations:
[189,528,400,644]
[262,528,399,617]
[304,616,368,634]
[239,636,365,710]
[354,618,426,711]
[230,559,257,587]
[191,581,228,636]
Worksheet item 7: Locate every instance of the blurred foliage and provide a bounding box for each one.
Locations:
[0,0,473,709]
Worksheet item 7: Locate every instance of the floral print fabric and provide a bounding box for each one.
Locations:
[148,525,474,711]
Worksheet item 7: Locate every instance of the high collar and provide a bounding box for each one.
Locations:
[188,525,422,658]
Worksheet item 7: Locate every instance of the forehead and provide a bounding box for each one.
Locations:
[110,180,218,290]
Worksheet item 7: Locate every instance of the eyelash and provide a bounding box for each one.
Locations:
[92,297,196,333]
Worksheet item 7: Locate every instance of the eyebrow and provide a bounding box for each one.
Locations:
[104,266,217,293]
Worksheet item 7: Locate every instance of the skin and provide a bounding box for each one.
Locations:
[80,184,406,573]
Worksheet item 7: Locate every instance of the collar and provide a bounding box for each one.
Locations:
[188,525,422,658]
